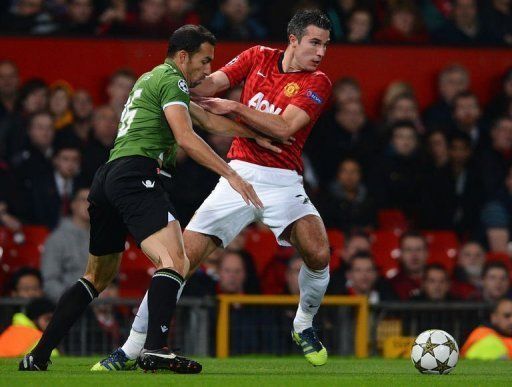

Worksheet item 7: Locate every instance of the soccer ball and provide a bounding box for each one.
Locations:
[410,329,459,375]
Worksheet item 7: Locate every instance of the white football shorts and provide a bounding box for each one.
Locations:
[185,160,320,247]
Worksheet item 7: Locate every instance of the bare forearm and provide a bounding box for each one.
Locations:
[232,103,290,140]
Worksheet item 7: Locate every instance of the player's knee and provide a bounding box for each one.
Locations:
[159,250,189,277]
[304,247,330,270]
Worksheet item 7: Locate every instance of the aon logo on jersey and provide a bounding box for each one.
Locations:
[248,92,282,115]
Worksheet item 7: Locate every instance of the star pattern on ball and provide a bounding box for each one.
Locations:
[444,338,458,354]
[413,357,424,372]
[420,336,439,357]
[433,357,451,374]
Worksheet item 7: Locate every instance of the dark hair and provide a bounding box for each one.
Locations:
[491,116,512,131]
[346,229,371,244]
[333,77,360,91]
[27,111,53,130]
[14,78,48,113]
[449,130,472,148]
[399,230,427,249]
[389,119,417,135]
[7,267,42,293]
[348,251,376,271]
[482,261,509,278]
[452,91,478,109]
[287,9,331,43]
[423,263,448,280]
[54,138,82,157]
[491,297,512,314]
[167,25,216,57]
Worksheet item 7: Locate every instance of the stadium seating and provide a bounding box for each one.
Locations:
[377,209,408,233]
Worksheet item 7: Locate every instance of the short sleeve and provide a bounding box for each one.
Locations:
[159,76,190,111]
[219,45,260,87]
[290,74,332,120]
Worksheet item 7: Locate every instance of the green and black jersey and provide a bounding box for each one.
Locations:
[109,59,190,170]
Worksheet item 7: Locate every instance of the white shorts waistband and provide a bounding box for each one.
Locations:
[229,160,299,176]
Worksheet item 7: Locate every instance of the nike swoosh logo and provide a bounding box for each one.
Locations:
[257,71,266,77]
[145,352,177,360]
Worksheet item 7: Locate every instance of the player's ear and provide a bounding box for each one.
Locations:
[178,50,188,64]
[289,34,298,47]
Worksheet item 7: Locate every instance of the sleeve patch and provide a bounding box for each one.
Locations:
[306,90,323,104]
[178,79,189,94]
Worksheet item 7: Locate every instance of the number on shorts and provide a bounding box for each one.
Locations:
[117,88,143,137]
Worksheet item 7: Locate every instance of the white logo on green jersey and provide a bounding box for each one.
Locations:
[178,79,189,94]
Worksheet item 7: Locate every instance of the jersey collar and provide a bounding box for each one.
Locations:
[164,58,186,79]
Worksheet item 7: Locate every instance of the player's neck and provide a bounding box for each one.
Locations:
[281,48,303,73]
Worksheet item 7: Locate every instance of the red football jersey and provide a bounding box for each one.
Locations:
[219,45,332,173]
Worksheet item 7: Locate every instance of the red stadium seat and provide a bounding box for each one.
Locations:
[244,227,279,276]
[423,231,459,272]
[377,209,408,233]
[0,225,50,275]
[485,252,512,271]
[119,237,154,298]
[371,230,400,278]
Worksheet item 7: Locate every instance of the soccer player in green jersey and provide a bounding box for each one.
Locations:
[19,25,279,373]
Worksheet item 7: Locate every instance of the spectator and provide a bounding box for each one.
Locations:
[80,105,118,185]
[307,100,375,183]
[420,131,483,235]
[451,241,486,300]
[482,0,512,46]
[484,68,512,124]
[91,282,122,351]
[379,93,424,142]
[478,117,512,200]
[0,297,56,357]
[331,77,361,109]
[423,64,470,131]
[461,298,512,360]
[381,82,415,118]
[217,251,248,294]
[106,68,136,119]
[390,231,429,300]
[183,248,219,297]
[41,187,90,302]
[425,129,449,168]
[97,0,128,35]
[57,0,97,35]
[0,78,48,160]
[107,0,168,38]
[411,264,453,301]
[481,163,512,253]
[11,111,55,192]
[0,0,58,34]
[23,141,82,229]
[433,0,489,45]
[318,158,376,232]
[209,0,267,41]
[165,0,201,34]
[55,89,94,146]
[345,8,373,43]
[451,91,483,148]
[6,267,44,299]
[481,261,511,302]
[0,60,20,121]
[49,81,74,130]
[284,255,302,295]
[369,121,423,218]
[375,3,429,44]
[325,0,357,41]
[329,252,395,303]
[328,230,372,291]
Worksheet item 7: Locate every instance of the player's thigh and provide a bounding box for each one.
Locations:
[289,215,330,270]
[83,253,123,292]
[88,164,127,256]
[183,230,220,275]
[186,177,256,248]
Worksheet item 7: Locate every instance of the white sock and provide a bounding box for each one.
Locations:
[122,281,187,358]
[293,265,329,333]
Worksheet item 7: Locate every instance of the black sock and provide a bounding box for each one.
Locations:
[144,268,183,350]
[31,278,98,362]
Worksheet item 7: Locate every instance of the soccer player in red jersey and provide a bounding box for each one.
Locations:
[96,9,333,369]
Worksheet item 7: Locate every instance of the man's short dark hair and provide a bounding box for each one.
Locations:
[27,111,53,130]
[7,267,42,294]
[449,130,472,148]
[482,261,509,279]
[389,120,417,135]
[491,116,512,132]
[452,91,478,110]
[399,230,427,249]
[167,25,216,57]
[109,68,137,84]
[348,251,376,271]
[423,263,449,281]
[491,297,512,314]
[287,9,331,43]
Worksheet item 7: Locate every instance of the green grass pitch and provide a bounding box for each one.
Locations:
[2,357,512,386]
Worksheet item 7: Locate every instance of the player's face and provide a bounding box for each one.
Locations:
[492,301,512,336]
[291,26,330,72]
[187,43,214,88]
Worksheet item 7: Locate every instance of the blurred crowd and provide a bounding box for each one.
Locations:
[0,0,511,46]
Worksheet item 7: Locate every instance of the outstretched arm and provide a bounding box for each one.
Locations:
[190,71,230,97]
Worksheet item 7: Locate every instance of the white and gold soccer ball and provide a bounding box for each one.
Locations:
[410,329,459,374]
